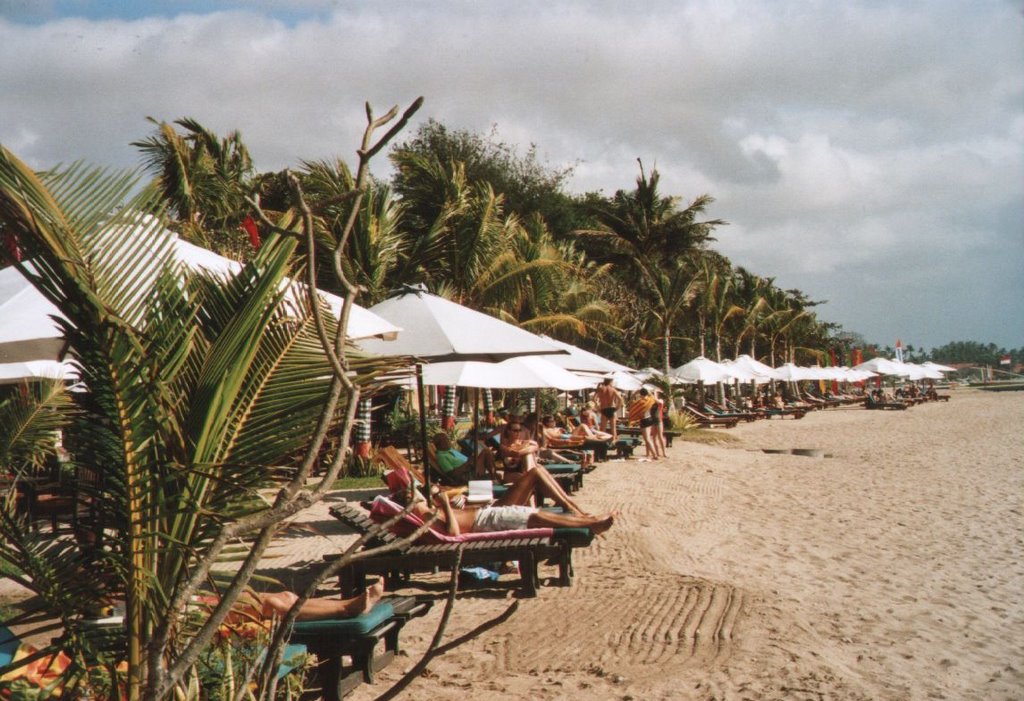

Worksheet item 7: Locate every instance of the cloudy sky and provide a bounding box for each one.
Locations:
[2,0,1022,352]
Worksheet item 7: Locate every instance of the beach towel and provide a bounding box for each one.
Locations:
[627,395,656,425]
[368,495,553,544]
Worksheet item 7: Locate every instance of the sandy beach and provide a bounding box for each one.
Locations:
[2,389,1021,700]
[344,389,1023,700]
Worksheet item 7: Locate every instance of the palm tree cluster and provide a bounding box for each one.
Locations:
[133,117,839,374]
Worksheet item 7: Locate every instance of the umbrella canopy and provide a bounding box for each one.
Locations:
[853,357,914,376]
[719,360,760,383]
[729,354,782,381]
[773,362,816,382]
[539,336,633,373]
[0,359,79,385]
[669,356,734,384]
[0,234,399,363]
[416,356,592,391]
[921,361,957,373]
[358,285,566,363]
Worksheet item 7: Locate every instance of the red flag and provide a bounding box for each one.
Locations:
[241,216,261,250]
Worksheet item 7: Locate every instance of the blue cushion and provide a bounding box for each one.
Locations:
[543,463,579,474]
[0,626,19,667]
[276,643,308,680]
[291,602,394,637]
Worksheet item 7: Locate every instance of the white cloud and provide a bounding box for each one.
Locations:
[0,0,1021,349]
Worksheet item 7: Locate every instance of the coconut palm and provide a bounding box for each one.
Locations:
[132,117,256,258]
[575,162,725,372]
[0,147,405,700]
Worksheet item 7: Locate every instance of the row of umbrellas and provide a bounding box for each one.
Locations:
[667,355,955,385]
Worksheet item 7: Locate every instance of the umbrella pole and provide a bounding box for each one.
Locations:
[416,363,430,495]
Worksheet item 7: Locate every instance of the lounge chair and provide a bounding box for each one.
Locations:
[327,498,593,598]
[291,595,432,701]
[679,405,739,428]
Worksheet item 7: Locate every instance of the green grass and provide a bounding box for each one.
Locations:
[329,474,385,491]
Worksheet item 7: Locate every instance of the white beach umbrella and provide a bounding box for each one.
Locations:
[853,357,914,377]
[730,354,782,381]
[0,359,79,385]
[0,232,399,364]
[358,285,567,491]
[669,356,734,384]
[921,361,956,373]
[358,285,566,363]
[538,336,633,373]
[719,360,759,383]
[773,362,816,382]
[416,355,592,391]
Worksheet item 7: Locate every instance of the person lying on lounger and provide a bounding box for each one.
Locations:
[409,488,615,537]
[193,581,385,623]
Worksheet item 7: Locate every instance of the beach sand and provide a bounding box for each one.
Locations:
[348,389,1023,700]
[2,389,1021,699]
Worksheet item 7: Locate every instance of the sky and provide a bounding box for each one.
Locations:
[1,0,1022,353]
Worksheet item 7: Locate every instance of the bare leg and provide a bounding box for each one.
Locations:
[259,581,384,621]
[497,467,586,516]
[526,509,616,536]
[474,449,496,479]
[641,426,657,458]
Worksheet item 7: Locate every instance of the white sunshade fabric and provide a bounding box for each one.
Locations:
[0,228,400,364]
[773,362,817,382]
[358,285,566,363]
[729,354,782,381]
[669,356,735,384]
[413,355,593,390]
[0,359,79,385]
[921,361,956,373]
[538,336,634,373]
[853,357,916,377]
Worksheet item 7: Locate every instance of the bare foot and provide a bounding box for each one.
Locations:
[590,512,617,536]
[347,580,385,616]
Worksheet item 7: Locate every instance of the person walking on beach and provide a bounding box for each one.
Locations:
[595,378,623,440]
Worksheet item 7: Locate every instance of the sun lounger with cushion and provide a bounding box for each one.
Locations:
[327,498,592,598]
[291,595,432,701]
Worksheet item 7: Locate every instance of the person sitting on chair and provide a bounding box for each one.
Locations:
[498,420,540,476]
[431,432,495,481]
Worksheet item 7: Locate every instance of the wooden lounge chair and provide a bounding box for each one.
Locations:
[291,595,432,701]
[327,499,592,598]
[679,405,739,428]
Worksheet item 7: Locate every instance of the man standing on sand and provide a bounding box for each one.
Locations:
[595,377,623,441]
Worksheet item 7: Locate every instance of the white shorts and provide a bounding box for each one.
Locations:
[472,505,536,532]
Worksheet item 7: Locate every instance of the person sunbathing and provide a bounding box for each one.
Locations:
[538,415,593,469]
[411,489,615,537]
[194,581,385,623]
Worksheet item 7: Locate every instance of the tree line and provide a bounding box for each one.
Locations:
[129,117,846,374]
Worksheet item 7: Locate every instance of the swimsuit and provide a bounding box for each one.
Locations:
[472,505,536,532]
[600,406,617,418]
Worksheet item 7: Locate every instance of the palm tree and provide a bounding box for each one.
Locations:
[575,162,726,373]
[0,146,406,700]
[132,117,255,258]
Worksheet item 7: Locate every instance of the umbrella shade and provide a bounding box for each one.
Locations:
[773,363,816,382]
[0,234,399,364]
[0,359,79,385]
[719,360,760,383]
[853,357,914,376]
[539,336,633,373]
[921,361,956,373]
[669,356,734,384]
[729,354,782,381]
[359,286,566,363]
[417,356,592,390]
